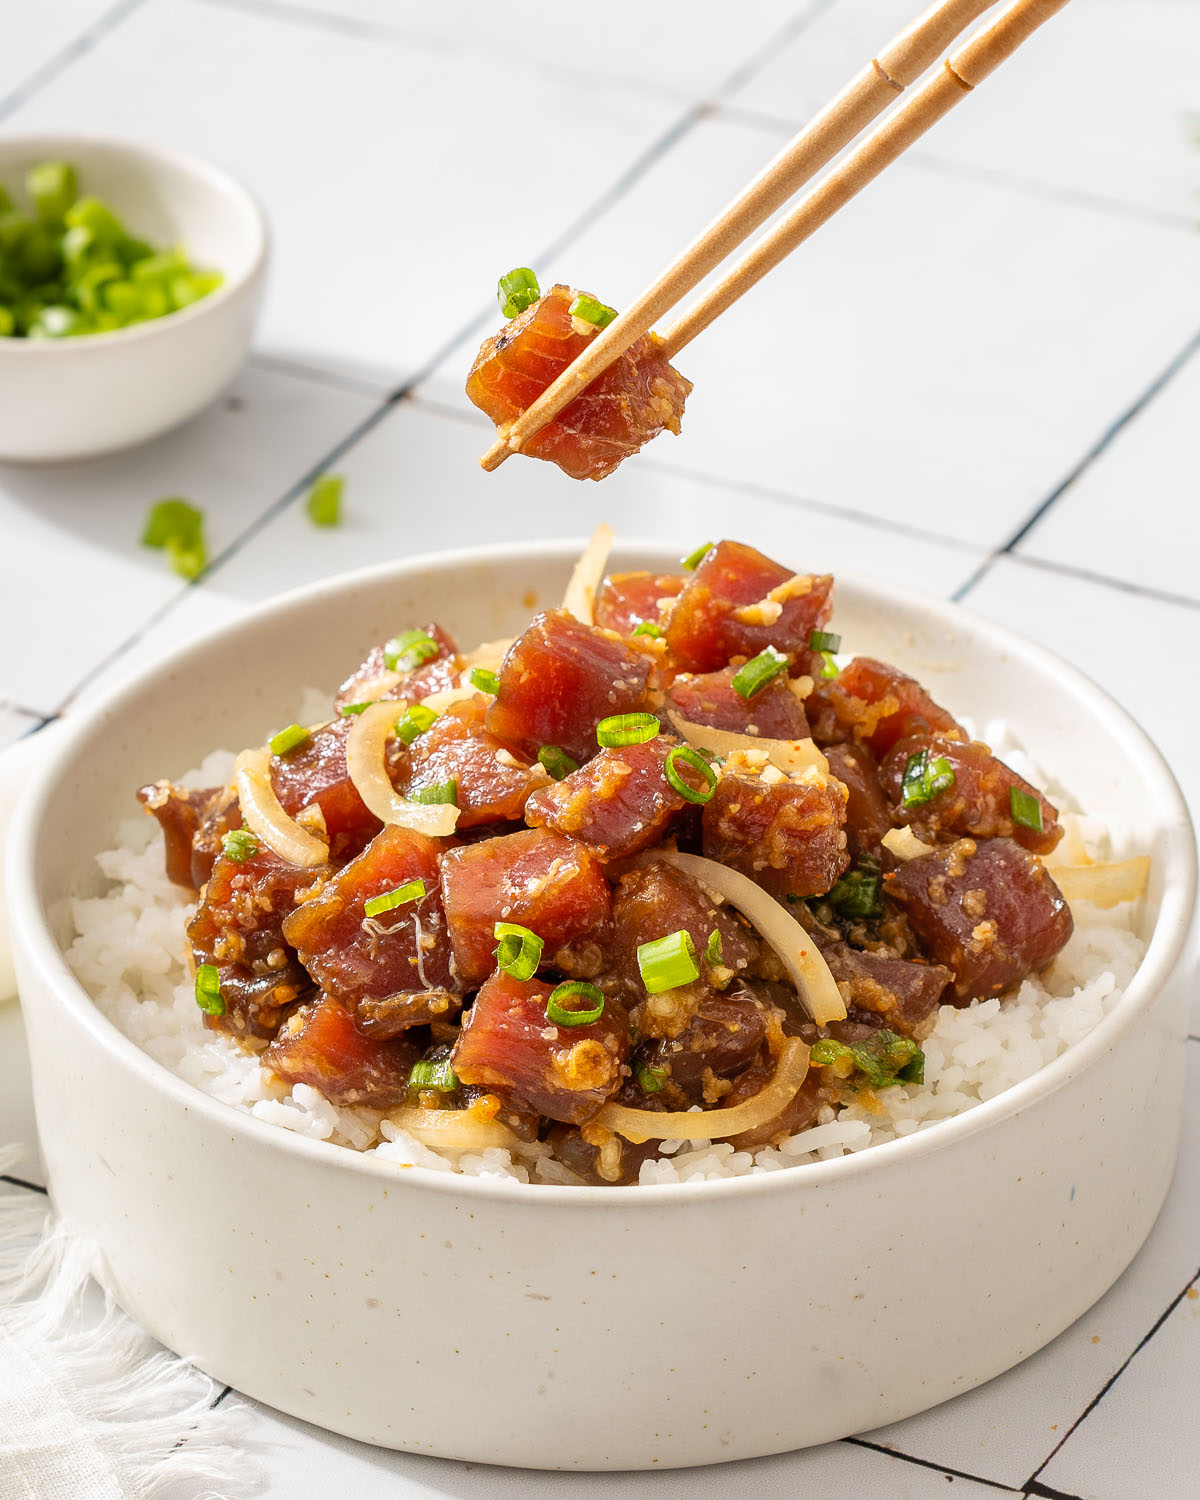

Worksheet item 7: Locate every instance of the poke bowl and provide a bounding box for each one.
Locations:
[7,536,1196,1471]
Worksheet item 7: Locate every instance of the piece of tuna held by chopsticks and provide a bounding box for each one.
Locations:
[465,281,692,482]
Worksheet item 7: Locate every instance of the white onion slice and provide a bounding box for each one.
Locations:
[419,685,478,713]
[561,521,614,625]
[345,701,460,837]
[882,826,936,862]
[658,851,846,1025]
[461,637,514,672]
[385,1107,519,1151]
[596,1037,810,1144]
[667,713,829,776]
[1050,856,1150,909]
[234,748,329,868]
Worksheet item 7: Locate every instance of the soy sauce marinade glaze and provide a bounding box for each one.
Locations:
[137,538,1073,1186]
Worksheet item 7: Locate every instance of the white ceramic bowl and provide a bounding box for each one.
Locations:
[8,541,1197,1470]
[0,134,267,462]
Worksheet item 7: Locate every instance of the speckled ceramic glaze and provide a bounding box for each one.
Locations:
[8,542,1196,1470]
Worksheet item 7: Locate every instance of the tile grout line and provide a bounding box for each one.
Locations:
[843,1435,1024,1493]
[0,0,148,124]
[1021,1261,1200,1490]
[953,322,1200,604]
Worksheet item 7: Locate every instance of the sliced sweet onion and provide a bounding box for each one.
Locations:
[234,747,328,868]
[882,826,936,862]
[596,1036,810,1145]
[345,701,460,837]
[1050,856,1150,909]
[385,1107,519,1151]
[348,668,402,704]
[562,521,614,625]
[419,685,478,713]
[461,636,514,672]
[667,713,829,776]
[658,851,846,1025]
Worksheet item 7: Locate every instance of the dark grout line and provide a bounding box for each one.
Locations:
[982,550,1200,616]
[210,1384,234,1408]
[0,1174,49,1196]
[0,0,148,123]
[1023,1482,1088,1500]
[1022,1263,1200,1489]
[954,323,1200,604]
[711,0,836,102]
[844,1436,1022,1493]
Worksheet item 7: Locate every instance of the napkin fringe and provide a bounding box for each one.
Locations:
[1,1147,261,1500]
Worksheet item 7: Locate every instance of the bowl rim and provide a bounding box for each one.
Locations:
[9,537,1197,1207]
[0,130,268,354]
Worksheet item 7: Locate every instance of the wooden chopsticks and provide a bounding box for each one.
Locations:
[480,0,1070,473]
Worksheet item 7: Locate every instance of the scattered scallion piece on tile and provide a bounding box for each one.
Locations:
[140,496,208,580]
[305,473,344,528]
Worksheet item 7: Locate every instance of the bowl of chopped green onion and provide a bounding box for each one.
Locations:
[0,133,267,462]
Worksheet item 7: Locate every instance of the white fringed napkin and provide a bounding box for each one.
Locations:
[0,1147,259,1499]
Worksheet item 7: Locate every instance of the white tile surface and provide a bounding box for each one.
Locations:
[732,0,1200,223]
[6,0,685,389]
[0,704,42,751]
[1014,338,1200,603]
[0,0,117,104]
[0,1004,41,1186]
[0,363,374,712]
[421,113,1200,549]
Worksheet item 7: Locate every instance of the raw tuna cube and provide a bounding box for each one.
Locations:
[264,994,420,1107]
[807,656,961,756]
[639,984,772,1103]
[664,664,810,740]
[701,765,849,899]
[137,781,235,890]
[451,971,630,1124]
[270,716,380,861]
[440,827,612,986]
[594,571,686,635]
[885,837,1073,1002]
[824,743,894,858]
[821,942,952,1036]
[393,694,545,828]
[524,736,688,861]
[334,622,460,711]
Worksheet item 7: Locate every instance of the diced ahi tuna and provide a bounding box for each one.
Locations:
[724,1059,825,1150]
[137,781,228,889]
[485,609,656,764]
[270,717,380,861]
[524,735,688,861]
[821,942,951,1037]
[392,694,545,828]
[664,664,810,740]
[664,540,834,673]
[807,656,961,756]
[187,847,320,1039]
[451,971,630,1124]
[594,571,686,636]
[640,984,772,1104]
[334,623,460,711]
[440,827,612,986]
[545,1123,660,1186]
[264,994,420,1107]
[823,743,894,859]
[702,765,849,899]
[880,735,1063,856]
[885,837,1073,1002]
[465,284,692,482]
[606,860,759,1000]
[281,825,457,1019]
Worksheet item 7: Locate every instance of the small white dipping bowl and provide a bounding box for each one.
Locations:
[0,134,267,463]
[7,542,1197,1470]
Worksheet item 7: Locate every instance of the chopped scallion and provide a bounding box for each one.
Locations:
[1009,785,1044,833]
[568,292,617,329]
[704,929,723,967]
[395,703,438,745]
[141,496,207,580]
[364,878,426,918]
[826,868,883,919]
[596,712,659,748]
[809,629,842,653]
[383,629,439,673]
[268,723,310,757]
[497,267,540,318]
[537,744,578,780]
[194,963,224,1016]
[809,1030,924,1089]
[305,473,344,528]
[731,646,788,700]
[681,541,713,571]
[819,651,839,680]
[407,779,457,806]
[409,1058,458,1093]
[493,921,544,982]
[637,929,700,995]
[339,702,371,716]
[635,1060,667,1094]
[630,621,663,639]
[545,981,605,1028]
[221,829,258,862]
[469,667,500,695]
[664,744,718,804]
[900,748,955,809]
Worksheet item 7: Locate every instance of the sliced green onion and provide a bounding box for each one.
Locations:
[339,702,371,716]
[1009,785,1044,833]
[407,779,457,806]
[826,869,883,919]
[635,1060,667,1094]
[395,703,438,745]
[141,496,207,580]
[469,667,500,694]
[637,929,700,994]
[537,744,578,780]
[631,621,662,639]
[704,929,723,967]
[731,646,788,700]
[493,921,544,981]
[819,651,839,680]
[809,1029,924,1089]
[305,473,343,528]
[568,293,617,329]
[27,161,77,223]
[681,541,713,571]
[545,981,605,1028]
[409,1058,458,1092]
[364,878,426,918]
[900,749,955,809]
[268,723,310,757]
[596,712,659,748]
[194,963,225,1016]
[383,629,439,672]
[809,629,842,653]
[221,829,258,862]
[664,744,718,804]
[497,267,540,318]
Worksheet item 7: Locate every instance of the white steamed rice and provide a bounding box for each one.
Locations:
[63,729,1147,1188]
